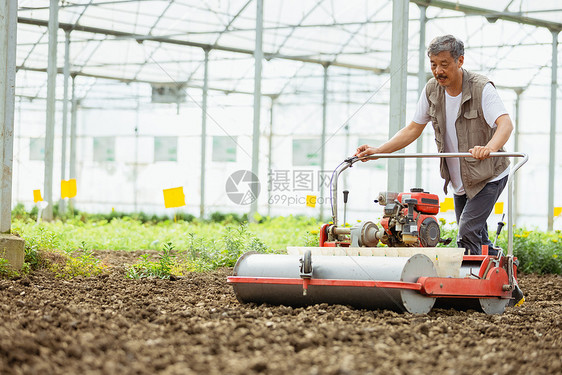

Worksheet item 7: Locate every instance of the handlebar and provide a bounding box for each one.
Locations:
[331,152,528,256]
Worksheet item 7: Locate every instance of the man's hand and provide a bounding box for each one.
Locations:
[469,145,493,160]
[353,121,426,162]
[468,114,513,160]
[355,144,380,161]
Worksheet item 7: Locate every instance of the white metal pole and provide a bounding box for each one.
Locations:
[59,30,70,214]
[547,31,559,231]
[388,0,409,192]
[200,48,209,219]
[319,64,329,221]
[513,88,523,226]
[0,0,17,233]
[134,94,140,213]
[68,75,77,212]
[44,0,59,221]
[250,0,263,220]
[69,75,77,180]
[267,96,275,218]
[415,5,427,188]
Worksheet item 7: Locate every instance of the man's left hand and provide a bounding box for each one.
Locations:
[469,145,493,160]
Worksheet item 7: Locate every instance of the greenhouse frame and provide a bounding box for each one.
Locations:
[1,0,561,231]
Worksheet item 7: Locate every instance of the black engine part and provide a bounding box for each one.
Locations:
[419,218,440,247]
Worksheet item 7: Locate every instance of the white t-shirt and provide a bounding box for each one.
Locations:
[412,82,509,195]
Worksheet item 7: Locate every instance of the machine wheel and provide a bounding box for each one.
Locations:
[479,298,509,314]
[301,250,312,274]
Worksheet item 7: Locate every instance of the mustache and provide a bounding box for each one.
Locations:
[436,74,448,80]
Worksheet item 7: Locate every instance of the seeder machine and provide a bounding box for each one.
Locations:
[228,153,528,314]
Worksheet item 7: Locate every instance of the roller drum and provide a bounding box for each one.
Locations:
[231,252,437,314]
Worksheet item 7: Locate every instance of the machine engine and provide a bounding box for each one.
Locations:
[375,188,442,247]
[322,188,449,248]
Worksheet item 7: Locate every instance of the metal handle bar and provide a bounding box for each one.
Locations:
[331,152,528,256]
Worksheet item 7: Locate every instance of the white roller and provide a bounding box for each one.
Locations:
[231,252,438,314]
[287,247,464,278]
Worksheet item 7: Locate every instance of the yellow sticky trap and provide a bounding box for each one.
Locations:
[440,197,454,213]
[163,187,186,208]
[61,179,77,199]
[33,190,43,203]
[494,202,504,215]
[306,195,317,208]
[554,207,562,217]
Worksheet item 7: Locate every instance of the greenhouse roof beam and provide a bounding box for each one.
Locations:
[273,0,324,56]
[19,0,141,11]
[411,0,562,31]
[70,0,95,28]
[16,65,255,96]
[212,0,253,47]
[19,29,48,68]
[156,19,421,37]
[129,1,175,80]
[328,2,390,65]
[17,17,389,75]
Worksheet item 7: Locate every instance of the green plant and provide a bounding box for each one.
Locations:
[302,229,320,247]
[502,228,562,274]
[47,250,106,278]
[213,223,271,267]
[436,220,562,274]
[209,211,247,224]
[24,242,41,270]
[0,257,19,278]
[14,225,60,271]
[437,218,458,247]
[11,203,29,220]
[20,262,31,275]
[11,222,107,277]
[186,232,213,262]
[11,202,200,224]
[14,212,560,276]
[126,242,182,279]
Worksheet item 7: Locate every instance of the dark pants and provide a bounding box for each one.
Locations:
[454,176,508,255]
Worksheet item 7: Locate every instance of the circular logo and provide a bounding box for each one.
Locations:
[225,170,261,205]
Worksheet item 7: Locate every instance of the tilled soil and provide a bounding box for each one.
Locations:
[1,250,561,375]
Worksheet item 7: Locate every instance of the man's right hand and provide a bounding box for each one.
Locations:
[354,144,380,161]
[353,121,425,162]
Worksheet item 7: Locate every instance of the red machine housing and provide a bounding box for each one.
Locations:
[396,191,439,214]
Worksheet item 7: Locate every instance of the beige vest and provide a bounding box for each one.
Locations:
[425,69,510,199]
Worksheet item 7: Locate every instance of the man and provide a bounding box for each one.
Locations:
[355,35,513,256]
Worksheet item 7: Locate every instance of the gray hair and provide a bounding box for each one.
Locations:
[427,35,464,61]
